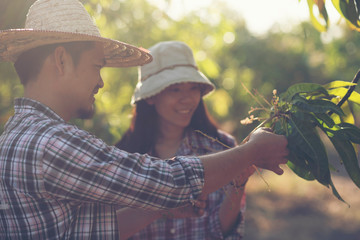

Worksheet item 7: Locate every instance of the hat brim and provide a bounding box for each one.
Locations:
[132,66,215,104]
[0,29,152,67]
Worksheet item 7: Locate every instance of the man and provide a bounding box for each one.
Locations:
[0,0,288,239]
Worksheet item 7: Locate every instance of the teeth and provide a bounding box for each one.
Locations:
[178,110,190,114]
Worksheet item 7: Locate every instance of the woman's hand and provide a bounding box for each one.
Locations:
[160,197,207,219]
[231,165,256,188]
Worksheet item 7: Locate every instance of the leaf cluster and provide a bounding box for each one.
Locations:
[246,78,360,204]
[304,0,360,32]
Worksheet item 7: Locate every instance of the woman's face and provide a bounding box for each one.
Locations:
[147,82,202,131]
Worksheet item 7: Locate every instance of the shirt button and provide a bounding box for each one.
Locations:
[170,228,176,234]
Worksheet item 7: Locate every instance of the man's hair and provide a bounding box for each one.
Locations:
[14,41,95,85]
[116,99,221,154]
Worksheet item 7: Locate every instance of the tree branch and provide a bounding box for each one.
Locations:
[328,69,360,116]
[337,69,360,108]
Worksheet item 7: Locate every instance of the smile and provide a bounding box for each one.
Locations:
[177,109,191,114]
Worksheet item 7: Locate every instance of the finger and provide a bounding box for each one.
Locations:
[278,156,289,165]
[271,166,284,175]
[242,166,256,177]
[193,201,206,209]
[194,207,205,216]
[260,127,273,133]
[245,166,256,176]
[196,193,207,201]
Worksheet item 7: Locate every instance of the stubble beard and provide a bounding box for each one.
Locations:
[77,104,95,119]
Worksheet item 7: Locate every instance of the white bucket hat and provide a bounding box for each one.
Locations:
[0,0,152,68]
[131,41,215,104]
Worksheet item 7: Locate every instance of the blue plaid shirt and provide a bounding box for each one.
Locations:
[0,98,204,239]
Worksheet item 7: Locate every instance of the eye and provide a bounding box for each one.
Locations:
[169,87,180,92]
[191,85,202,92]
[95,61,105,70]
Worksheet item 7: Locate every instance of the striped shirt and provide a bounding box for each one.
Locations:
[127,130,245,240]
[0,98,204,239]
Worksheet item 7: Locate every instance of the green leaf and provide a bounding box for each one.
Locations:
[286,140,313,170]
[356,0,360,14]
[323,80,357,89]
[329,134,360,189]
[338,122,360,144]
[287,160,315,181]
[329,178,349,206]
[307,0,329,32]
[332,0,360,29]
[328,88,360,105]
[344,0,360,27]
[273,117,316,180]
[356,0,360,13]
[313,113,335,128]
[280,83,328,102]
[288,114,331,186]
[273,118,287,135]
[342,0,360,27]
[288,114,348,202]
[291,95,345,116]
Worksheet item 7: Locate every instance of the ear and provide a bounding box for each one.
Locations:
[53,46,71,75]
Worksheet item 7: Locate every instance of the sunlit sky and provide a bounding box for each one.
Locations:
[148,0,341,35]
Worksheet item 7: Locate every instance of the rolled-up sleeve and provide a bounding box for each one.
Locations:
[41,126,205,211]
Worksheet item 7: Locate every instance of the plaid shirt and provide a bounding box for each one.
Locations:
[127,130,245,240]
[0,98,204,240]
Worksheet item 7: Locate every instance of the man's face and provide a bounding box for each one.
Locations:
[64,42,105,120]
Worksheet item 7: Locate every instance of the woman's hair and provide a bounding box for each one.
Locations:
[14,41,94,85]
[116,98,220,154]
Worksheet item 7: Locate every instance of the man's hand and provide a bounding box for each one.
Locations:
[247,128,289,175]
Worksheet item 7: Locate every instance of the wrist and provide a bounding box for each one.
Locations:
[237,141,257,168]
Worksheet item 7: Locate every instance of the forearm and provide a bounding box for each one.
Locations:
[219,186,245,235]
[199,144,253,196]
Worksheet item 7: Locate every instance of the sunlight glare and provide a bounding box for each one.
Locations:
[147,0,342,36]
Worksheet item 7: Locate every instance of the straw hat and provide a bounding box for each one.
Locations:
[0,0,152,67]
[131,41,215,104]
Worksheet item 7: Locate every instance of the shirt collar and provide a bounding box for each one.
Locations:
[14,97,65,122]
[177,129,230,156]
[177,130,212,155]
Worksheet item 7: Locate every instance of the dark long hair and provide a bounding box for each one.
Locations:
[115,99,220,154]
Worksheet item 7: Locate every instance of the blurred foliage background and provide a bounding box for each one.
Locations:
[1,0,360,239]
[1,0,360,145]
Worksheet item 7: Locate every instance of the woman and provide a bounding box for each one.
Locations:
[116,41,254,239]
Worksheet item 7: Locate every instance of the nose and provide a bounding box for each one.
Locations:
[179,90,194,103]
[98,77,104,89]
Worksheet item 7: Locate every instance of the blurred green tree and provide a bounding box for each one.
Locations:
[0,0,359,143]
